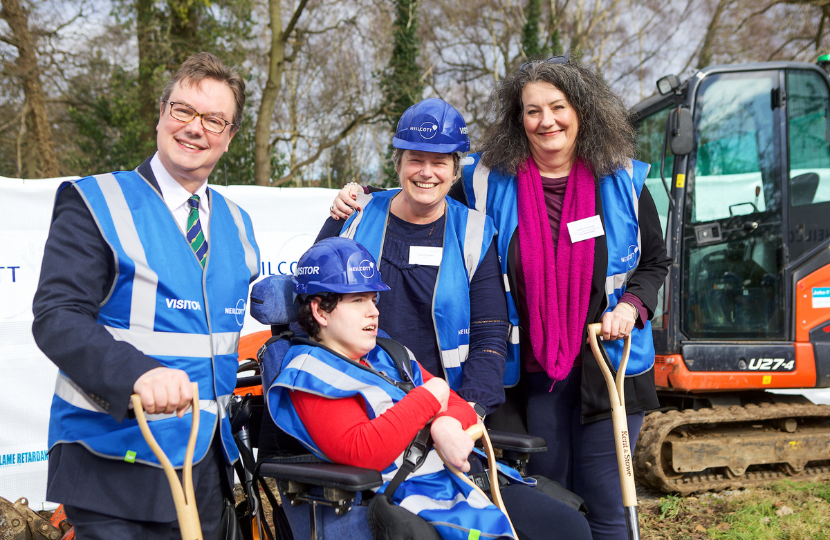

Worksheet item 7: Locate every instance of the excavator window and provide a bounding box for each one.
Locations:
[635,105,674,329]
[786,69,830,260]
[636,105,675,238]
[683,71,785,340]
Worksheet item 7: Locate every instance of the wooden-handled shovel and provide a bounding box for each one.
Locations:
[131,382,202,540]
[436,423,517,539]
[587,323,640,540]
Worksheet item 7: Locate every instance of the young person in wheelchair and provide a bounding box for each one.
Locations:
[267,237,592,540]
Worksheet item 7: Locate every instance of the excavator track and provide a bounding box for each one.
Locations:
[634,402,830,495]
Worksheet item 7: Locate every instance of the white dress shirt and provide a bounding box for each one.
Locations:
[150,153,210,240]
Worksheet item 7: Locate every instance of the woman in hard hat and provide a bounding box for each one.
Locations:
[330,58,671,540]
[316,98,508,424]
[268,237,592,540]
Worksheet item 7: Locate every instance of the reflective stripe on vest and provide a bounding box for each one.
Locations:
[95,173,159,331]
[268,343,517,540]
[463,156,521,387]
[48,170,260,467]
[224,196,260,281]
[54,372,229,420]
[462,154,655,377]
[340,190,496,390]
[103,327,239,357]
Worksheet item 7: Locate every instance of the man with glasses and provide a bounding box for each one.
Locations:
[32,52,260,539]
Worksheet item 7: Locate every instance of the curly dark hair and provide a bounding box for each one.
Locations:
[297,293,343,341]
[478,59,635,179]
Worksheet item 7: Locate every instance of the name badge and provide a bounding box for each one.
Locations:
[409,246,443,266]
[566,215,605,243]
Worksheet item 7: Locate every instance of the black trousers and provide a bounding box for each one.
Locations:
[61,440,228,540]
[467,454,592,540]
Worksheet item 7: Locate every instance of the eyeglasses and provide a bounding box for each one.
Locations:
[166,102,235,134]
[520,54,569,72]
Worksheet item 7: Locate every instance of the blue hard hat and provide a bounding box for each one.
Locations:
[393,98,470,153]
[293,237,390,297]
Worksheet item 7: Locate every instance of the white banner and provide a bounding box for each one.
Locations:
[0,176,338,509]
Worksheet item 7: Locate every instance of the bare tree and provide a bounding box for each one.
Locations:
[0,0,58,177]
[696,0,735,69]
[253,0,310,186]
[420,0,694,137]
[679,0,830,72]
[254,0,384,186]
[2,0,824,182]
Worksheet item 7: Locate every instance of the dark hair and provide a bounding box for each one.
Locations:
[478,59,635,179]
[392,148,462,178]
[297,293,343,340]
[160,52,246,131]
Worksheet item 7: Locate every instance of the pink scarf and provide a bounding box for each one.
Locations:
[517,156,595,381]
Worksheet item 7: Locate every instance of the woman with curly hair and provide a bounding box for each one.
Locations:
[330,57,671,540]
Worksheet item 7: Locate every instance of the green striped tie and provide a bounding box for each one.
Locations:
[186,195,208,268]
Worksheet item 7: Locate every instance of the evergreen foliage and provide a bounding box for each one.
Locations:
[521,0,549,59]
[379,0,423,187]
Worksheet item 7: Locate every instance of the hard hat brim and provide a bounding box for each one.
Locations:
[392,138,470,154]
[297,281,391,296]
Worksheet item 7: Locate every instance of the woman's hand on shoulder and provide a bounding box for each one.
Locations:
[330,182,363,220]
[600,302,637,341]
[430,416,473,472]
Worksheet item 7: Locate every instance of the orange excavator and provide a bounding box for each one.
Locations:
[629,56,830,494]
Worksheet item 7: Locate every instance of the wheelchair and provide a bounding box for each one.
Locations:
[237,274,548,540]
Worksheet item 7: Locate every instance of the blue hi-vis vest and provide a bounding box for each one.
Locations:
[462,154,655,376]
[47,170,260,468]
[267,342,518,540]
[339,190,498,389]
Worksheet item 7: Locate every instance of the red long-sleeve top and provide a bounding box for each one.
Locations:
[290,361,477,471]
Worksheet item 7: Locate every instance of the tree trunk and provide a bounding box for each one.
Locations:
[254,0,286,186]
[136,0,158,147]
[288,62,299,178]
[1,0,59,178]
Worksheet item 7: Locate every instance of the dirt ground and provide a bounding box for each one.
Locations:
[37,478,824,538]
[638,487,739,540]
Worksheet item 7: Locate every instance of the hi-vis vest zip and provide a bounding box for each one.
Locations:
[339,189,497,390]
[462,154,655,376]
[48,170,260,468]
[267,341,519,540]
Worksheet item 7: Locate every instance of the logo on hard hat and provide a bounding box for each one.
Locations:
[348,259,375,279]
[408,114,440,140]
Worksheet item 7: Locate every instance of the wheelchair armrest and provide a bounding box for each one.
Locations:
[487,430,547,453]
[258,459,383,492]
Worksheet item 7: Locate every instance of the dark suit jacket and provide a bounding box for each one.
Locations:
[33,157,228,521]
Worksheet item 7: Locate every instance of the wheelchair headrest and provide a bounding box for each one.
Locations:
[250,275,299,325]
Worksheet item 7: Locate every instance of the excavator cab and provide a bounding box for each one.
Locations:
[630,61,830,493]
